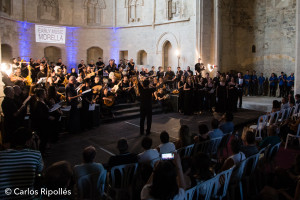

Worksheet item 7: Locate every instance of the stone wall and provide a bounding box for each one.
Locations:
[0,0,202,72]
[220,0,296,77]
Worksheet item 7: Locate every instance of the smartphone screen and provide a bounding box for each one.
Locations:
[161,153,174,160]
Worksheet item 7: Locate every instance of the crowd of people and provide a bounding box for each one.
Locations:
[0,56,298,199]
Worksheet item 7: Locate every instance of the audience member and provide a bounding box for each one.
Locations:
[221,138,246,171]
[241,131,259,157]
[208,118,224,139]
[0,127,43,200]
[259,125,281,149]
[107,138,138,168]
[219,112,234,134]
[195,124,210,142]
[138,137,160,165]
[175,125,193,149]
[157,131,176,154]
[281,97,289,110]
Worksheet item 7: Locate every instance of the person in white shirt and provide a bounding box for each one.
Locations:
[281,97,290,110]
[138,137,160,165]
[157,131,176,154]
[221,138,246,171]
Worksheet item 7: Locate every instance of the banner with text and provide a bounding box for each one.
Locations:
[35,25,66,44]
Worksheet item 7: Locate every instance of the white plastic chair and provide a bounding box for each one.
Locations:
[273,111,281,124]
[243,153,260,196]
[110,163,138,199]
[228,159,247,200]
[293,104,300,118]
[76,169,107,200]
[184,177,215,200]
[285,124,300,149]
[184,185,197,200]
[194,137,223,156]
[212,167,234,200]
[277,109,287,123]
[249,115,267,140]
[178,144,194,158]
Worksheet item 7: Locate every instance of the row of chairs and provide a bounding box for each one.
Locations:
[184,142,281,200]
[177,132,232,159]
[250,105,296,140]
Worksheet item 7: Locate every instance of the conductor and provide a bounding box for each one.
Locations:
[138,79,156,135]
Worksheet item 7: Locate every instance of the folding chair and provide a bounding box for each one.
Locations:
[212,167,234,200]
[177,144,194,158]
[243,153,260,196]
[228,159,247,200]
[249,115,267,140]
[285,124,300,149]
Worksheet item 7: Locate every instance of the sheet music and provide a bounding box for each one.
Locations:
[89,104,95,111]
[238,78,243,85]
[81,89,92,95]
[49,103,61,112]
[37,77,47,84]
[60,106,71,112]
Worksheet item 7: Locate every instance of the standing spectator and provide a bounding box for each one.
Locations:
[244,70,251,96]
[269,73,277,97]
[258,73,266,96]
[278,72,287,98]
[250,70,257,96]
[236,72,244,108]
[287,73,295,96]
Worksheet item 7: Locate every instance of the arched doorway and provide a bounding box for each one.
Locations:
[137,50,147,65]
[44,46,61,64]
[163,41,172,71]
[87,47,103,64]
[1,44,12,63]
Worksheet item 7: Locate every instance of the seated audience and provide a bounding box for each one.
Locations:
[157,131,176,154]
[259,125,281,149]
[0,127,43,200]
[271,100,281,113]
[175,125,193,149]
[107,138,138,168]
[43,161,73,200]
[192,152,214,183]
[281,97,289,110]
[138,137,160,165]
[141,153,186,200]
[219,112,234,134]
[241,131,259,157]
[194,124,210,142]
[208,118,224,139]
[221,138,246,171]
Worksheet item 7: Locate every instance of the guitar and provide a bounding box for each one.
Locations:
[25,65,32,86]
[110,79,123,94]
[103,96,115,107]
[84,67,104,79]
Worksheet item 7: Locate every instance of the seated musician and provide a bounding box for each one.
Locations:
[37,64,47,80]
[165,66,176,89]
[156,77,166,90]
[91,75,102,87]
[70,68,78,78]
[120,76,134,103]
[104,59,117,73]
[100,87,115,118]
[80,67,88,79]
[144,68,150,77]
[85,66,96,82]
[140,67,146,76]
[10,68,25,83]
[155,88,171,113]
[53,68,65,86]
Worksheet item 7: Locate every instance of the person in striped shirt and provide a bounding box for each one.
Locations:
[0,127,43,200]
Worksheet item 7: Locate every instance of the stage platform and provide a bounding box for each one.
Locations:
[44,108,264,168]
[242,96,281,112]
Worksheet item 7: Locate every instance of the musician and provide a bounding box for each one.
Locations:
[165,67,176,89]
[140,67,146,76]
[157,66,165,79]
[100,87,115,118]
[128,59,135,72]
[1,86,26,143]
[176,67,183,82]
[80,67,88,79]
[118,59,127,69]
[144,68,150,77]
[157,77,166,90]
[53,68,65,86]
[12,58,19,70]
[96,57,105,76]
[138,79,156,135]
[31,88,55,154]
[131,66,140,76]
[104,59,117,73]
[236,72,244,108]
[156,88,171,113]
[149,66,156,77]
[56,58,66,70]
[108,76,120,95]
[88,60,97,71]
[183,76,194,115]
[37,64,47,80]
[91,75,102,87]
[10,68,25,83]
[66,76,82,133]
[70,68,78,78]
[78,60,86,74]
[195,58,205,75]
[185,66,193,76]
[120,76,134,103]
[81,80,93,129]
[178,75,185,113]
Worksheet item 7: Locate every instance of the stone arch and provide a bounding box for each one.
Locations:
[87,47,103,64]
[137,50,147,65]
[163,41,172,71]
[1,44,12,63]
[156,32,179,54]
[44,46,61,64]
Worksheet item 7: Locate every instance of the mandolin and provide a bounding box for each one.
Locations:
[25,65,32,86]
[103,96,115,107]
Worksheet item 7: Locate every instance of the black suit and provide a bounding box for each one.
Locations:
[138,82,156,135]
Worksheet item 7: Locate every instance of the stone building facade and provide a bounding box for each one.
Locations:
[0,0,299,92]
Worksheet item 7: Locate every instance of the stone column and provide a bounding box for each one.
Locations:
[295,0,300,94]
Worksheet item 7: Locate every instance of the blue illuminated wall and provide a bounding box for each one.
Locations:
[66,27,79,73]
[17,21,33,61]
[110,28,120,62]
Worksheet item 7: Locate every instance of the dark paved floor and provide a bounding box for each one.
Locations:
[44,109,264,168]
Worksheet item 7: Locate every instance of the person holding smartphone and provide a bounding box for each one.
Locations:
[141,153,186,200]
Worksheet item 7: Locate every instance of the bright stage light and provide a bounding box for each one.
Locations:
[0,63,12,76]
[175,49,180,57]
